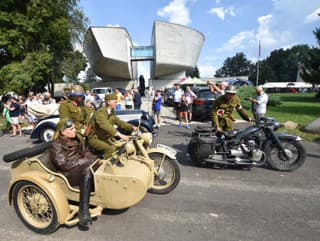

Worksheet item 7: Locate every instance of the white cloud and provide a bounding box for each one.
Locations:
[256,14,278,46]
[198,64,217,78]
[209,6,236,20]
[217,31,255,52]
[157,0,191,25]
[304,8,320,24]
[106,24,121,27]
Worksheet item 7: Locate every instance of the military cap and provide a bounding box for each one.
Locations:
[225,85,237,94]
[105,93,118,101]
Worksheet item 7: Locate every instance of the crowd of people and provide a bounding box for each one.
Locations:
[1,91,57,136]
[169,81,269,131]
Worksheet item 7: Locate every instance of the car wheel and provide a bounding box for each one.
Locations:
[40,128,55,142]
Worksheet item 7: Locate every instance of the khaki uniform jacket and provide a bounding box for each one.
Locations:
[89,106,133,143]
[212,95,250,131]
[58,100,85,126]
[58,100,86,141]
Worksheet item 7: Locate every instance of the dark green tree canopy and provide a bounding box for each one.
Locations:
[300,28,320,86]
[186,66,200,78]
[0,0,87,94]
[215,52,254,78]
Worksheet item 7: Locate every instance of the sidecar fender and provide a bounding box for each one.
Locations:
[8,171,70,224]
[147,147,176,160]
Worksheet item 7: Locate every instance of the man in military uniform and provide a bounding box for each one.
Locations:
[88,94,138,158]
[58,85,87,140]
[212,85,251,131]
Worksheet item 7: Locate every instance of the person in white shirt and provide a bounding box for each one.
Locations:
[25,92,39,124]
[173,83,184,120]
[249,86,268,122]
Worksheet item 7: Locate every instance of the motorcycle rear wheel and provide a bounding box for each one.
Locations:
[264,139,306,171]
[148,152,180,194]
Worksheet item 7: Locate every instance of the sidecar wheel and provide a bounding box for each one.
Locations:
[148,153,180,194]
[12,181,59,234]
[264,139,306,171]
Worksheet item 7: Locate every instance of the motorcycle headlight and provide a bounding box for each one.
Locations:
[273,121,282,131]
[125,142,135,155]
[141,132,152,146]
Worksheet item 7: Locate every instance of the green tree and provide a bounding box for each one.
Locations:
[186,66,200,78]
[0,0,88,94]
[85,67,98,82]
[215,52,254,77]
[300,28,320,95]
[62,50,87,82]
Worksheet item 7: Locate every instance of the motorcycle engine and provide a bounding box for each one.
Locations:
[229,140,264,162]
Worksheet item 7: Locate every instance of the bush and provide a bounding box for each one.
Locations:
[237,86,282,110]
[237,86,256,110]
[268,94,281,106]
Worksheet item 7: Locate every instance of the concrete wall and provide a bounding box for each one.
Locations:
[84,27,136,80]
[83,21,205,86]
[152,21,205,78]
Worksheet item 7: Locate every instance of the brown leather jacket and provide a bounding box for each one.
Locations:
[49,136,97,186]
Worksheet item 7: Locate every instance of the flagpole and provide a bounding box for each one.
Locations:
[256,40,261,86]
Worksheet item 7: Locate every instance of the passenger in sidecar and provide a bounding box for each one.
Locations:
[5,120,154,234]
[49,118,97,230]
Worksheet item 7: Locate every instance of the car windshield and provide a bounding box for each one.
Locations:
[92,89,105,94]
[198,90,215,99]
[166,88,175,94]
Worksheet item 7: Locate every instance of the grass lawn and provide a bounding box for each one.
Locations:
[235,92,320,142]
[267,93,320,126]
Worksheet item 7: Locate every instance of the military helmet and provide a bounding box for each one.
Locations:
[53,119,74,139]
[225,85,237,94]
[69,84,85,97]
[105,93,118,102]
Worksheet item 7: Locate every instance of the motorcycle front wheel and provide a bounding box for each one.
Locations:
[264,139,306,171]
[148,152,181,194]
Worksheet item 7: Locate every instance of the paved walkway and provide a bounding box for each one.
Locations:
[140,97,206,127]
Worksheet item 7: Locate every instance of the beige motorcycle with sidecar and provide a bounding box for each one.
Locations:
[3,132,180,234]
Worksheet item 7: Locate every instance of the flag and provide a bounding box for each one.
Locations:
[258,40,261,58]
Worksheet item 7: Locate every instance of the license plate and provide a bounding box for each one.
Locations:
[156,144,177,156]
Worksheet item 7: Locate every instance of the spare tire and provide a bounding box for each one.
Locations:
[3,142,52,163]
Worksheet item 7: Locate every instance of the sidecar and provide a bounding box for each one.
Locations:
[5,144,154,234]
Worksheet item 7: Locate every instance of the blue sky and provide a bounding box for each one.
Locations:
[79,0,320,79]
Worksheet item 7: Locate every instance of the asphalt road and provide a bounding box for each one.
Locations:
[0,123,319,241]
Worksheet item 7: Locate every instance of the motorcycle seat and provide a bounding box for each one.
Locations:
[194,126,216,133]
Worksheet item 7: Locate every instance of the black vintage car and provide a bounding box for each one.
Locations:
[191,86,216,121]
[30,110,157,142]
[163,87,175,106]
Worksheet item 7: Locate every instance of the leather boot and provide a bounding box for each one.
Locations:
[78,173,92,230]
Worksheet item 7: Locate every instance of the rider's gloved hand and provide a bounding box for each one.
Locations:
[116,132,130,142]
